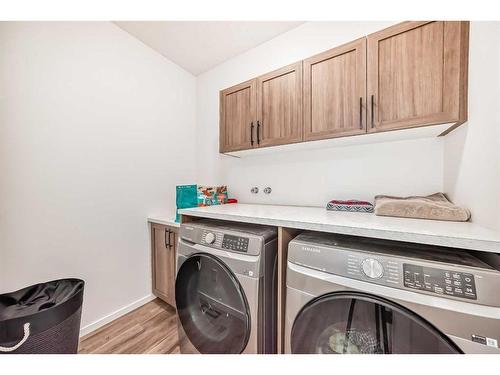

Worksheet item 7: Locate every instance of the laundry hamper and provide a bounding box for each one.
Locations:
[0,278,84,354]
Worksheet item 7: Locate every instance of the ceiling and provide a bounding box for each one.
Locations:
[114,21,304,76]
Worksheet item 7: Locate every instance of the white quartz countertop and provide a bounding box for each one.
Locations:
[178,204,500,253]
[147,216,180,228]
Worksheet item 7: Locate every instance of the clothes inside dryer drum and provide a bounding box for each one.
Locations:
[175,253,251,354]
[291,292,462,354]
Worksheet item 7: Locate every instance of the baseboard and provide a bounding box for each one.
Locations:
[79,294,156,337]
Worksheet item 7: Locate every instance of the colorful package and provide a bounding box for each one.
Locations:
[197,186,228,207]
[175,184,198,222]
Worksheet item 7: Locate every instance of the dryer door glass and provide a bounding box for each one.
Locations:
[175,253,251,353]
[291,292,462,354]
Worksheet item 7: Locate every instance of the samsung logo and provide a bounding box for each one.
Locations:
[302,246,321,253]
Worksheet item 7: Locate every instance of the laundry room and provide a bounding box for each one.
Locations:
[1,0,500,373]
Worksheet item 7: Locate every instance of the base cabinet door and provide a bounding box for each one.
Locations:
[303,38,367,141]
[367,21,469,132]
[256,62,303,147]
[219,79,257,153]
[151,224,176,307]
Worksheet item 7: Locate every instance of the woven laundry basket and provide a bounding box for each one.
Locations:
[0,278,84,354]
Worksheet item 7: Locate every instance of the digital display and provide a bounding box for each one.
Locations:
[403,264,477,300]
[222,234,249,252]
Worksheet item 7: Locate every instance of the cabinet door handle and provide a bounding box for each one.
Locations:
[165,229,170,248]
[371,94,375,128]
[250,122,254,146]
[169,230,174,249]
[359,97,363,129]
[256,121,260,145]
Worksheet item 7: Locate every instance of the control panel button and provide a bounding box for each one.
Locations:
[205,232,216,244]
[362,258,384,279]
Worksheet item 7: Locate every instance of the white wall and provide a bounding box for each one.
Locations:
[0,22,197,330]
[196,22,445,207]
[443,22,500,232]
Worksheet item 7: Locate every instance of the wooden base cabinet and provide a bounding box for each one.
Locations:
[367,21,469,133]
[151,223,177,307]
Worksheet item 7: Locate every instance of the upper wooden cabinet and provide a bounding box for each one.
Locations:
[219,79,256,153]
[257,62,303,147]
[219,21,469,154]
[303,38,367,141]
[367,21,469,133]
[220,63,303,152]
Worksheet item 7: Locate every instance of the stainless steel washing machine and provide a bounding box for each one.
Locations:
[285,231,500,354]
[175,219,278,354]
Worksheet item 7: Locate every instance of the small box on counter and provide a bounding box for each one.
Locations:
[175,184,230,222]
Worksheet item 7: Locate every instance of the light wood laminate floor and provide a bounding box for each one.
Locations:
[79,299,180,354]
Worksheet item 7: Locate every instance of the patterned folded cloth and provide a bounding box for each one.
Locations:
[326,199,374,213]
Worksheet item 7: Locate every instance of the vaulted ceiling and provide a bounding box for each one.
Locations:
[114,21,304,75]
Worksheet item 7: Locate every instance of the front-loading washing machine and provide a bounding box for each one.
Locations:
[175,219,278,354]
[285,231,500,354]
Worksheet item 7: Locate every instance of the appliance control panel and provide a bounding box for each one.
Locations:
[221,234,249,253]
[403,264,477,300]
[346,254,400,286]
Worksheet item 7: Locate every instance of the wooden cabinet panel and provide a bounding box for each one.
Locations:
[219,79,257,152]
[257,62,302,147]
[151,224,176,307]
[218,21,469,154]
[303,38,367,141]
[367,21,469,132]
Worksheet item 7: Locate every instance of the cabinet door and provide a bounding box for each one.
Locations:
[256,62,303,147]
[169,230,177,307]
[219,79,257,153]
[152,224,176,307]
[367,21,469,132]
[303,38,367,141]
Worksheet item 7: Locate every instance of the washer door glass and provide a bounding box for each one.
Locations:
[291,292,462,354]
[175,253,251,354]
